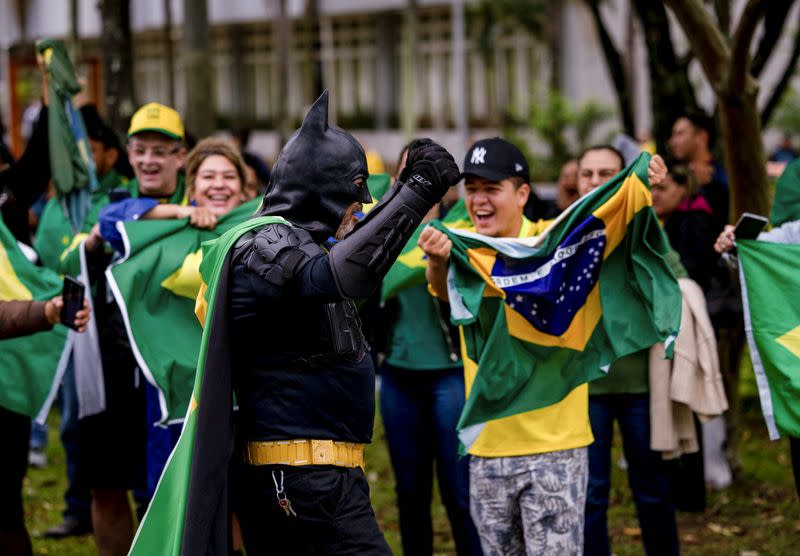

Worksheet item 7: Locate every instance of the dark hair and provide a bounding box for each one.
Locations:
[508,176,528,190]
[242,151,271,185]
[680,111,716,148]
[665,160,699,198]
[577,145,626,171]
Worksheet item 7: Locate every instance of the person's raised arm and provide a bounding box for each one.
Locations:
[419,226,451,301]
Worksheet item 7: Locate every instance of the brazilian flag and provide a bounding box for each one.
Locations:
[739,239,800,439]
[37,39,99,233]
[0,217,70,420]
[435,153,682,448]
[129,215,288,556]
[107,199,260,424]
[771,158,800,226]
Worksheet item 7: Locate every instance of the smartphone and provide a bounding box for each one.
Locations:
[60,276,85,331]
[734,212,768,241]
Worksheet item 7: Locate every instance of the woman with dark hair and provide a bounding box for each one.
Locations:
[652,161,719,292]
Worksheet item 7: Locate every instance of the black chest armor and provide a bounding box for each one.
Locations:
[227,224,374,444]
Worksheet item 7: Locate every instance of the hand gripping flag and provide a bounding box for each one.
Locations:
[738,239,800,439]
[129,215,288,556]
[434,152,682,448]
[106,200,260,425]
[0,217,70,421]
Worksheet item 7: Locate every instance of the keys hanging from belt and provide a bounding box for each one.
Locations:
[272,469,297,517]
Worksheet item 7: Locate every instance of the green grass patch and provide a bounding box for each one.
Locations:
[25,402,800,555]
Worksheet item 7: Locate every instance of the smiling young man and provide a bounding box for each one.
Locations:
[421,137,593,556]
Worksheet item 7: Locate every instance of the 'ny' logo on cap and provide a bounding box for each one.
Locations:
[471,147,487,164]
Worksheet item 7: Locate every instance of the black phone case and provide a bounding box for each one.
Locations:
[61,276,85,331]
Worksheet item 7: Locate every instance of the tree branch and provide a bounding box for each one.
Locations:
[762,8,800,126]
[714,0,731,36]
[584,0,635,135]
[663,0,730,88]
[750,0,794,78]
[729,0,771,90]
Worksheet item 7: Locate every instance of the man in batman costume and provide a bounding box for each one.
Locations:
[218,91,460,554]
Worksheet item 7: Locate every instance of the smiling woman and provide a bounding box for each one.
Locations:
[184,138,248,217]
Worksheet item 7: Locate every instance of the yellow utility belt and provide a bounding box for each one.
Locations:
[244,439,365,469]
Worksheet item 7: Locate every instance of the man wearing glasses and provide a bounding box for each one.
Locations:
[77,103,189,556]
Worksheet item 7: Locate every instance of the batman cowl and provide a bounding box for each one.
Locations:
[257,91,371,242]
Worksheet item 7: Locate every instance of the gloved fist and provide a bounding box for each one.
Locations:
[403,140,460,201]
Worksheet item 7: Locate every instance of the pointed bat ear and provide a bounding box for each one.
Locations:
[299,90,329,135]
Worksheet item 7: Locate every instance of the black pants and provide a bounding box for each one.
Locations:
[791,437,800,500]
[233,464,391,555]
[0,406,32,556]
[0,407,30,529]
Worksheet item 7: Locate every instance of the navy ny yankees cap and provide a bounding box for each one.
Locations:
[462,137,530,183]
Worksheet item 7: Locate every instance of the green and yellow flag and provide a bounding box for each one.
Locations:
[771,158,800,226]
[739,239,800,439]
[107,200,260,424]
[435,153,682,447]
[0,217,70,420]
[37,39,99,232]
[129,215,288,556]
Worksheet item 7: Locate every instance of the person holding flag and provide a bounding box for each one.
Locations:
[33,104,130,539]
[420,137,678,555]
[0,211,91,556]
[576,146,682,556]
[70,101,188,556]
[714,171,800,497]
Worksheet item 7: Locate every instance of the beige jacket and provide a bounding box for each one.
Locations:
[649,278,729,459]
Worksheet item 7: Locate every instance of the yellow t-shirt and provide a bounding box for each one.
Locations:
[452,215,594,457]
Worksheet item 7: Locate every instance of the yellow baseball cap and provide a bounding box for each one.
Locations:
[128,102,185,141]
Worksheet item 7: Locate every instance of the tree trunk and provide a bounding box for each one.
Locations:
[163,0,175,106]
[182,0,214,138]
[717,85,771,219]
[401,0,418,140]
[451,0,468,145]
[546,0,563,92]
[69,0,81,64]
[304,0,324,101]
[632,1,699,151]
[586,0,635,137]
[99,0,136,135]
[274,0,290,146]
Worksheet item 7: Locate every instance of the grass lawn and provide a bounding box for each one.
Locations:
[25,398,800,555]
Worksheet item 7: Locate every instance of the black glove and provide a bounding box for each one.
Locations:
[401,140,461,203]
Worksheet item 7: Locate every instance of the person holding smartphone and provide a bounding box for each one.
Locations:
[0,295,88,556]
[0,296,90,339]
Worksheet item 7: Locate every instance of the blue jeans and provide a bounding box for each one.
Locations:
[29,421,47,450]
[59,357,91,521]
[143,380,182,499]
[379,364,483,556]
[585,394,680,556]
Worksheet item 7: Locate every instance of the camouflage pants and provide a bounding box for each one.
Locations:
[469,448,588,556]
